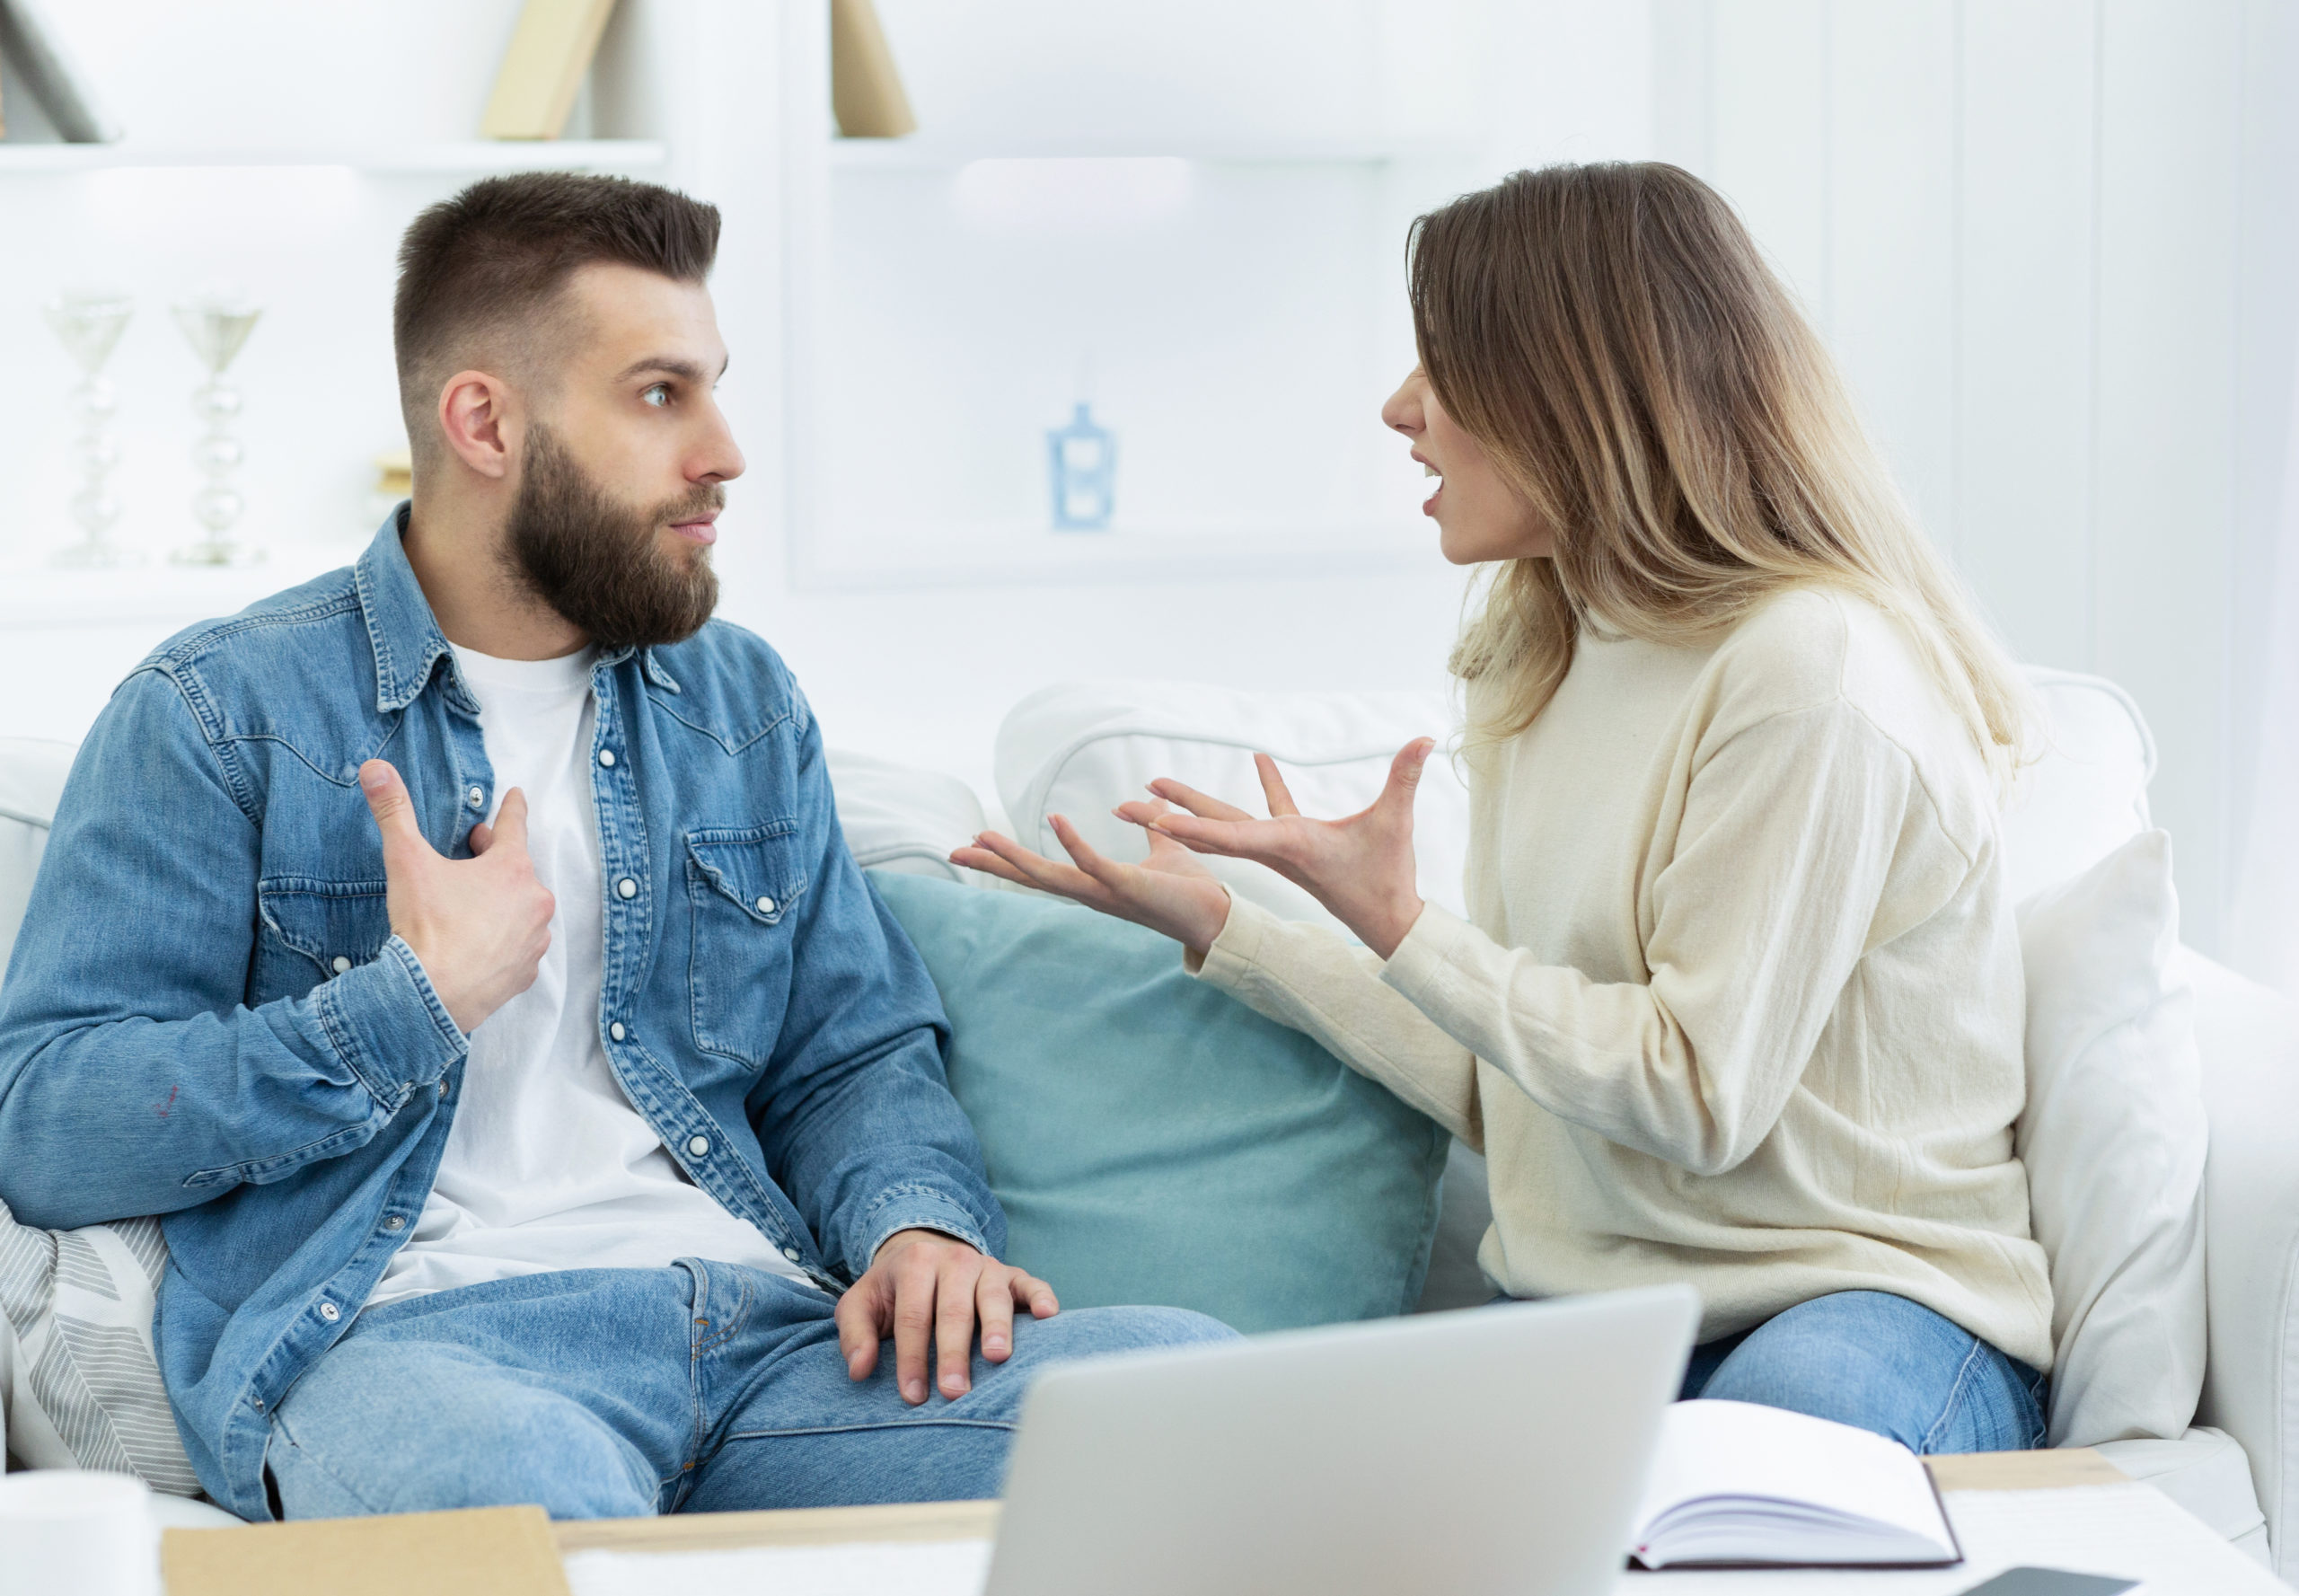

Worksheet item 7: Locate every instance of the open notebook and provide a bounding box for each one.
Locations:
[1630,1399,1962,1569]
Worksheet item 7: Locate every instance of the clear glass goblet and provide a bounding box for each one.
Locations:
[42,291,140,568]
[171,293,265,567]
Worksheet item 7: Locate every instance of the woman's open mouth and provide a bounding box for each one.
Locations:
[1423,467,1443,516]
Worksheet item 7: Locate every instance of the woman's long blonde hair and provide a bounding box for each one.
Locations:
[1413,163,2029,782]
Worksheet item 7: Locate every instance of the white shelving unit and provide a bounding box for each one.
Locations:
[779,2,1492,592]
[0,139,669,175]
[824,134,1480,171]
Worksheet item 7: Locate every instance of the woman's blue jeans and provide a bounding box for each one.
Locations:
[1676,1289,2048,1454]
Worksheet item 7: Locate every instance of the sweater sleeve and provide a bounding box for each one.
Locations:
[1190,892,1483,1147]
[1375,698,1965,1176]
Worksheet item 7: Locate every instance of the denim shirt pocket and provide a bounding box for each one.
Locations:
[684,823,809,1069]
[254,877,392,1003]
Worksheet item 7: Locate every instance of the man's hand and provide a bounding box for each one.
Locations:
[359,759,554,1035]
[835,1230,1058,1406]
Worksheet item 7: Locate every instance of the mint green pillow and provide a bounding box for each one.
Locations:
[869,871,1450,1333]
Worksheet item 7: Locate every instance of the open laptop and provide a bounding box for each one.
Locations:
[986,1283,1700,1596]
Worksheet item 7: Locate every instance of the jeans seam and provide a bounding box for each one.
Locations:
[1919,1337,1989,1456]
[718,1417,1017,1442]
[269,1412,388,1518]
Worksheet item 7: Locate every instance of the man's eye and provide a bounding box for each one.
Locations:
[642,384,672,408]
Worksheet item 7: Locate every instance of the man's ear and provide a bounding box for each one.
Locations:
[436,369,517,481]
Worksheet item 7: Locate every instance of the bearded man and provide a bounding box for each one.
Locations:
[0,172,1226,1523]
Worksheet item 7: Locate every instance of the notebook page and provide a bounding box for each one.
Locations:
[1612,1483,2287,1595]
[1633,1400,1951,1552]
[563,1538,992,1596]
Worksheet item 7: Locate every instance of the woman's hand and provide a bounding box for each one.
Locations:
[951,803,1234,955]
[1120,739,1433,959]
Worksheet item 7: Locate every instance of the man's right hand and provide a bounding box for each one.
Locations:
[358,760,553,1036]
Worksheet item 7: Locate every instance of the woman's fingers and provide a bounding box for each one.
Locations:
[1253,753,1302,818]
[1376,738,1436,817]
[1048,814,1123,883]
[1145,777,1256,823]
[947,844,1035,888]
[960,829,1104,901]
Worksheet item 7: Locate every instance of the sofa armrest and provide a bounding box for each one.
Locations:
[2180,948,2299,1580]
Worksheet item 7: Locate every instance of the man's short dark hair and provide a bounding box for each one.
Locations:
[392,172,721,460]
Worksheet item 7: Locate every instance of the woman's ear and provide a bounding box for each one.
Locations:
[436,369,515,481]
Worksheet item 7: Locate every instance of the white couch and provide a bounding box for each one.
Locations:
[2,671,2295,1576]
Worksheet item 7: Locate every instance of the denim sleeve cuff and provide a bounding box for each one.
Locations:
[314,935,469,1108]
[853,1185,995,1273]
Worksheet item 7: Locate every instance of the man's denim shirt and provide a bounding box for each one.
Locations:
[0,514,1001,1519]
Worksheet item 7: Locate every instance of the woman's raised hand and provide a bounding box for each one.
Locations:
[1120,739,1433,960]
[953,738,1435,963]
[951,802,1235,955]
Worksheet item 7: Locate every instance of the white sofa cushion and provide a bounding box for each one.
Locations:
[825,748,986,883]
[2015,831,2207,1447]
[0,737,75,976]
[993,680,1470,930]
[0,1198,198,1494]
[2185,948,2299,1579]
[1999,668,2155,903]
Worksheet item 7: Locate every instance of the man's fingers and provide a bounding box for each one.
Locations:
[490,789,533,856]
[1144,778,1255,823]
[1253,753,1302,818]
[1014,1271,1060,1318]
[891,1251,938,1405]
[835,1283,884,1382]
[357,761,434,855]
[468,820,495,856]
[936,1256,982,1398]
[977,1269,1018,1364]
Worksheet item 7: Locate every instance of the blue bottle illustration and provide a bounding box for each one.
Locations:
[1047,401,1116,531]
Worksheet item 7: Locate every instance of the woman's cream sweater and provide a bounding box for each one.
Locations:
[1191,587,2055,1369]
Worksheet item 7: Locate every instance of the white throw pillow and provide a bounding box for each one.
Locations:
[0,1199,199,1494]
[992,680,1470,929]
[825,748,987,884]
[2015,830,2207,1447]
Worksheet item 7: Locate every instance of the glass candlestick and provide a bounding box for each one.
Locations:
[171,293,265,567]
[42,291,139,568]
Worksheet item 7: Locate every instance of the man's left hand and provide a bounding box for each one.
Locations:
[835,1229,1059,1405]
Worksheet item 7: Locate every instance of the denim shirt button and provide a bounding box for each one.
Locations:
[609,1021,627,1043]
[330,956,351,974]
[466,786,485,809]
[782,1246,801,1262]
[616,877,639,899]
[754,895,776,915]
[597,748,616,768]
[687,1134,710,1158]
[383,1215,405,1231]
[318,1301,340,1322]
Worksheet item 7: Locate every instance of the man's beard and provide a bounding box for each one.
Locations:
[502,423,722,650]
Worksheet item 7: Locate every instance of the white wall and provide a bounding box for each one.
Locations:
[0,1,2290,957]
[1653,0,2299,956]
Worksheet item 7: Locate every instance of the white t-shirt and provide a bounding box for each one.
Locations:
[366,643,807,1309]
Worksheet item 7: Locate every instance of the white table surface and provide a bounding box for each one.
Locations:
[560,1480,2286,1596]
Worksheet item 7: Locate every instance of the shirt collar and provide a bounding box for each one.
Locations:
[352,503,683,711]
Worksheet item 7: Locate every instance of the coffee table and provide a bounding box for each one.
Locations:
[547,1449,2286,1595]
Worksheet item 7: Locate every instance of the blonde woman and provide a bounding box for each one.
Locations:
[956,163,2053,1453]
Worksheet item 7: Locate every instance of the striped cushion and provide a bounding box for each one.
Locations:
[0,1197,198,1495]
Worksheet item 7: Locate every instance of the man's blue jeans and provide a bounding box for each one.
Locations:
[1678,1290,2048,1454]
[264,1262,1234,1519]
